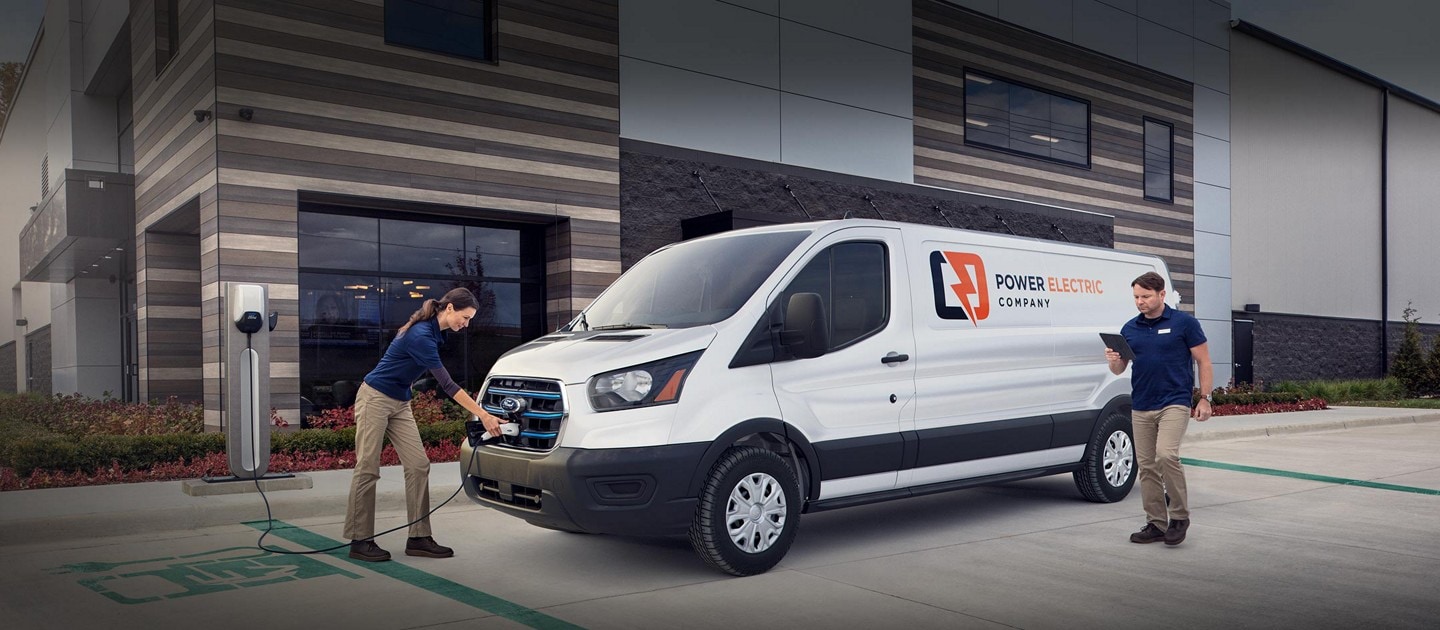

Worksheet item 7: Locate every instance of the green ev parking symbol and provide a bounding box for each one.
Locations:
[48,547,360,605]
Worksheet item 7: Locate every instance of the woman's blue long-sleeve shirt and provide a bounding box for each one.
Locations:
[363,318,461,402]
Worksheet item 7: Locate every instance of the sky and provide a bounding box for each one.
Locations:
[0,0,45,64]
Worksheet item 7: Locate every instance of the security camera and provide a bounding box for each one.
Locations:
[193,109,212,123]
[238,108,254,121]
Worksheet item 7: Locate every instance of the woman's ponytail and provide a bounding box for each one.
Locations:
[396,288,478,336]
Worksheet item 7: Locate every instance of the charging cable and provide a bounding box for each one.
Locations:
[251,416,510,555]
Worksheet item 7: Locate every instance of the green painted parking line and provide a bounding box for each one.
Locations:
[1183,458,1440,496]
[244,520,584,630]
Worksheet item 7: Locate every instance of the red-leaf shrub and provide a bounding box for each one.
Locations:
[1211,397,1328,416]
[303,389,469,429]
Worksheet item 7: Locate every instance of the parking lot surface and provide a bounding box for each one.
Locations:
[2,415,1437,629]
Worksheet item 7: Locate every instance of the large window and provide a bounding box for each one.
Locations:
[385,0,495,62]
[298,210,544,414]
[964,70,1090,167]
[1143,118,1175,202]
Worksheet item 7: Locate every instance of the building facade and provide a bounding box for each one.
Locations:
[2,0,1437,422]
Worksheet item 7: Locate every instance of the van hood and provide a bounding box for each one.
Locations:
[489,326,719,385]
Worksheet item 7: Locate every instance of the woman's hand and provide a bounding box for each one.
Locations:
[477,408,505,437]
[452,388,505,436]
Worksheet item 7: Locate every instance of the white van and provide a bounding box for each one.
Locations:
[461,219,1170,575]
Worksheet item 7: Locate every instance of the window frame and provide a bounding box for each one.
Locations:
[1142,117,1176,203]
[962,67,1092,169]
[383,0,499,64]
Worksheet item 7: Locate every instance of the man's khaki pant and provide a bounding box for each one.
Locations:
[1132,405,1191,529]
[343,382,432,540]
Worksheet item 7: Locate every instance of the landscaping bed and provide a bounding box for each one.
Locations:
[0,391,467,491]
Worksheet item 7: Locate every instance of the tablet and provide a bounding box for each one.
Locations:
[1099,333,1135,361]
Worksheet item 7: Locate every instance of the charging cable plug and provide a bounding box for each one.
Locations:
[467,416,519,444]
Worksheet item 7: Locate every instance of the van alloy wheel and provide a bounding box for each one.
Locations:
[690,446,801,576]
[1073,409,1137,503]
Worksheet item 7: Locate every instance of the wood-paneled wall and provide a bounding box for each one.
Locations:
[913,0,1196,302]
[130,0,619,422]
[131,0,216,406]
[205,0,619,421]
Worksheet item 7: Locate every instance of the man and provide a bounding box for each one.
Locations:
[1105,271,1213,546]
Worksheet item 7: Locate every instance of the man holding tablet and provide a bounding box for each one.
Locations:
[1105,271,1213,546]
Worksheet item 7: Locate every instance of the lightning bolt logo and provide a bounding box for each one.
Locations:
[942,251,989,326]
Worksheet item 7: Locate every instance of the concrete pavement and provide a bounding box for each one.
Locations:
[2,405,1437,546]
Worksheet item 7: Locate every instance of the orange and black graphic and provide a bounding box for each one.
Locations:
[930,251,989,325]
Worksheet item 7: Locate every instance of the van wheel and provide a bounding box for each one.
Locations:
[688,446,800,576]
[1073,410,1136,503]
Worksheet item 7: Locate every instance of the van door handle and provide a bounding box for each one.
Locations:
[881,352,909,365]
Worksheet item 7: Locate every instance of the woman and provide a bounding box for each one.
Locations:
[344,287,504,562]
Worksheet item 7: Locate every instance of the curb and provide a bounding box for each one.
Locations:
[1183,411,1440,443]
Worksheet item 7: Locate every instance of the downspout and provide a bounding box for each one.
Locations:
[1380,88,1389,375]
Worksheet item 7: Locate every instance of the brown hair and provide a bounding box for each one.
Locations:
[1131,271,1166,293]
[397,287,478,335]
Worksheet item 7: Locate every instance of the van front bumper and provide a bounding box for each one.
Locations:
[461,442,708,536]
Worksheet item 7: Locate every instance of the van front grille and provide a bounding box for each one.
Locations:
[480,377,565,451]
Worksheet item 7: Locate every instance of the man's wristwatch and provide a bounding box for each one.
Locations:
[1203,393,1213,404]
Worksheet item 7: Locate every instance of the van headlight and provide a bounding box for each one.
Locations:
[588,351,702,412]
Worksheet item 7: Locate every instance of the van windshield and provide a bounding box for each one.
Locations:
[575,230,812,330]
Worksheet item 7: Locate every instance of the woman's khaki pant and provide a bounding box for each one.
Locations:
[343,382,432,540]
[1132,405,1191,529]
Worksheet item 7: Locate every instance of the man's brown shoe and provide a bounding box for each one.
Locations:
[349,540,391,562]
[1165,519,1190,546]
[406,536,454,558]
[1130,523,1166,544]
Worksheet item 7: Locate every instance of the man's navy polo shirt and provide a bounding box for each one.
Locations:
[1121,305,1207,411]
[364,318,446,402]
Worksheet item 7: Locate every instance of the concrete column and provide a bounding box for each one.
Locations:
[48,278,123,397]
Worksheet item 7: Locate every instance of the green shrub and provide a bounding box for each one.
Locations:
[1268,378,1406,403]
[1390,304,1430,397]
[0,392,204,437]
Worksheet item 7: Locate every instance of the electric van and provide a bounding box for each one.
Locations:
[461,219,1167,575]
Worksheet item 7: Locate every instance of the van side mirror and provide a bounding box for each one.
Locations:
[781,292,829,359]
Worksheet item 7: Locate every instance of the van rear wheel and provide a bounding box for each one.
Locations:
[1073,409,1136,502]
[688,446,801,576]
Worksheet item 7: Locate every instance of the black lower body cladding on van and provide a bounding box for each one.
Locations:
[464,443,708,536]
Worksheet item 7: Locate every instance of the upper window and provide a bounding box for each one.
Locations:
[777,241,889,353]
[964,70,1090,167]
[155,0,179,75]
[1143,118,1174,202]
[385,0,495,62]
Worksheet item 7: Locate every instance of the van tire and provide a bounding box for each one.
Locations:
[1073,410,1136,503]
[688,446,801,576]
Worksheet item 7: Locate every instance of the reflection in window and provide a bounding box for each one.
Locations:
[297,210,544,418]
[299,214,379,270]
[1144,118,1174,202]
[381,219,463,275]
[965,71,1089,167]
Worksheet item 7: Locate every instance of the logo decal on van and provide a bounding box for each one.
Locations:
[930,251,989,325]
